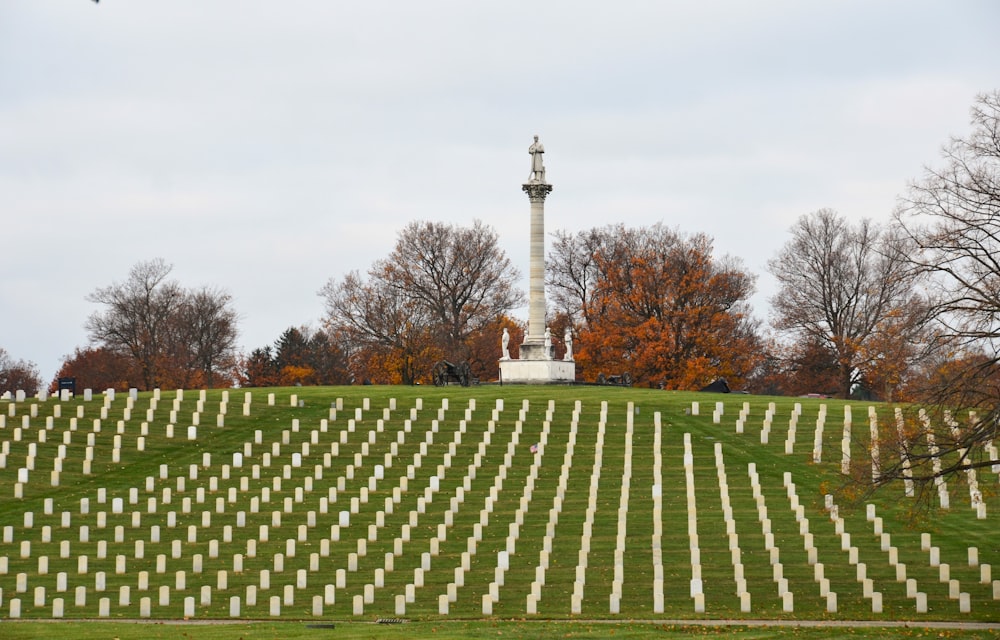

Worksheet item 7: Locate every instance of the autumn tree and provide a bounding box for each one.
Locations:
[274,326,312,384]
[240,347,280,388]
[0,348,42,396]
[553,224,762,388]
[768,336,842,397]
[239,327,352,387]
[875,90,1000,490]
[306,329,352,385]
[50,346,137,393]
[85,259,240,390]
[465,315,525,380]
[320,220,523,383]
[767,209,927,399]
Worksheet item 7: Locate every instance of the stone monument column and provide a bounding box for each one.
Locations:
[520,180,552,359]
[499,135,575,383]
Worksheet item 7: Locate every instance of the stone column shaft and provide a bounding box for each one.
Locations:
[521,182,552,358]
[528,195,546,343]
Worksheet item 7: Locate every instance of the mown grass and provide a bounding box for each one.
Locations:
[0,384,997,632]
[1,621,999,640]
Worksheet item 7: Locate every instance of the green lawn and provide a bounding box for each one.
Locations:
[1,621,998,640]
[1,384,997,634]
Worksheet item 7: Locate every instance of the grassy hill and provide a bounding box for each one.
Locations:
[0,385,996,624]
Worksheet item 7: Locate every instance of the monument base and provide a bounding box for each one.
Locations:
[499,359,576,384]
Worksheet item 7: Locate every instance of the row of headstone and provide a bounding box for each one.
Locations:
[713,442,751,612]
[943,411,989,519]
[712,401,724,425]
[608,402,635,614]
[568,401,606,614]
[747,463,796,612]
[860,500,938,612]
[868,406,880,482]
[682,432,706,613]
[840,405,853,475]
[487,401,557,615]
[892,407,916,497]
[650,411,665,613]
[812,404,827,463]
[918,409,951,509]
[518,401,571,614]
[784,402,802,454]
[759,402,776,444]
[734,402,749,434]
[768,474,829,611]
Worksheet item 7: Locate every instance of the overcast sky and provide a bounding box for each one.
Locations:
[2,1,997,383]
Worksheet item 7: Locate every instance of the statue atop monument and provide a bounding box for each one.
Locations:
[527,135,546,183]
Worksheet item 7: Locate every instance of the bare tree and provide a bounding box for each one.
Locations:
[320,220,524,383]
[86,259,183,390]
[85,259,240,389]
[882,90,1000,490]
[547,228,604,324]
[175,287,240,388]
[320,270,437,385]
[382,220,524,359]
[767,209,927,399]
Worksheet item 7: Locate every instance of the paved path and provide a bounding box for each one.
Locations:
[7,618,1000,630]
[583,619,1000,631]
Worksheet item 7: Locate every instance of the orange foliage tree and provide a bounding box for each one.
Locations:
[556,224,762,389]
[748,336,841,397]
[238,347,281,388]
[348,337,443,386]
[854,306,935,401]
[1,348,43,396]
[50,346,138,393]
[239,328,352,387]
[465,315,525,382]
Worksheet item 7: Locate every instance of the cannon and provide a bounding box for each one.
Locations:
[432,360,472,387]
[596,372,633,387]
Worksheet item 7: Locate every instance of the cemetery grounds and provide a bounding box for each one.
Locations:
[1,385,998,639]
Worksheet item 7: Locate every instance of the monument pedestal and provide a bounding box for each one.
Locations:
[499,358,575,384]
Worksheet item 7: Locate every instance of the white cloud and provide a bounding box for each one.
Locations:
[1,0,997,380]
